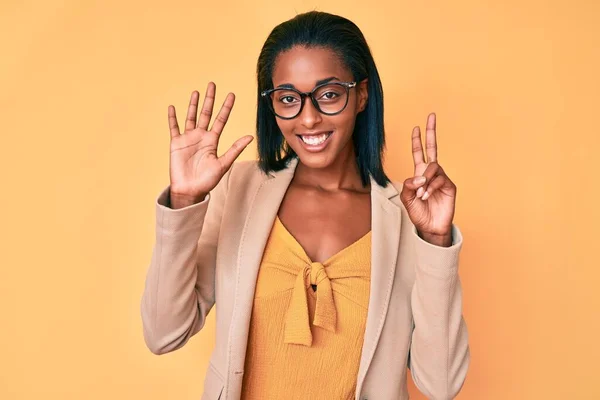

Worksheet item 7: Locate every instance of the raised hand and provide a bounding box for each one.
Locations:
[399,113,456,247]
[168,82,254,206]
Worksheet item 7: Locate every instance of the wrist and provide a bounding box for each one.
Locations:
[417,229,453,247]
[169,191,207,209]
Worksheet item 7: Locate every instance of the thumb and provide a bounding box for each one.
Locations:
[400,175,427,204]
[219,135,254,171]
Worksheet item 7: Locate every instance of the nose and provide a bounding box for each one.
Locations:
[298,97,322,129]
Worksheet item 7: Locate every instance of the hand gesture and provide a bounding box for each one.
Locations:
[168,82,253,202]
[400,113,456,246]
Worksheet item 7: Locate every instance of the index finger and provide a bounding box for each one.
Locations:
[425,112,438,163]
[168,105,180,138]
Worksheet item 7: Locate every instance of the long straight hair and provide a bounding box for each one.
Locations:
[256,11,390,187]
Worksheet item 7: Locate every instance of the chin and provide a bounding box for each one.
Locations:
[295,153,334,169]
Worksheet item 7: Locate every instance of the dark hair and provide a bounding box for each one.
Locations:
[255,11,390,188]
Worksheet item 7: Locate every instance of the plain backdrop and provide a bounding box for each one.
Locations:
[1,0,598,399]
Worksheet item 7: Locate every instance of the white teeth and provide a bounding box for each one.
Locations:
[300,132,330,145]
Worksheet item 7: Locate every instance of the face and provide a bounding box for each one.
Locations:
[270,46,368,169]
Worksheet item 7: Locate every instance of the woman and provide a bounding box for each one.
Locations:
[141,11,469,400]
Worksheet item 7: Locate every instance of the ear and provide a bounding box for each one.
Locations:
[357,78,368,112]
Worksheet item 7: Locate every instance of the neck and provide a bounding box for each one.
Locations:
[292,143,369,193]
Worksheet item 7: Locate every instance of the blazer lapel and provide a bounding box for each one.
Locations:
[355,175,402,397]
[226,158,298,386]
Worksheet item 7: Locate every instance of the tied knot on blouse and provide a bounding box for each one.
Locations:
[285,261,337,346]
[267,216,371,348]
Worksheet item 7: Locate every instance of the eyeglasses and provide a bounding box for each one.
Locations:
[261,81,357,120]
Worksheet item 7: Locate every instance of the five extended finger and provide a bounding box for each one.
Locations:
[197,82,216,130]
[219,135,254,171]
[185,91,200,132]
[210,92,235,135]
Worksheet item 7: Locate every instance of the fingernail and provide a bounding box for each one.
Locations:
[414,176,426,185]
[416,187,424,197]
[422,191,429,200]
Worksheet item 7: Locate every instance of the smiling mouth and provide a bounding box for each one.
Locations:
[296,131,333,145]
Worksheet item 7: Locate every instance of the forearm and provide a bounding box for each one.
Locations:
[409,269,470,399]
[141,187,213,354]
[408,224,470,399]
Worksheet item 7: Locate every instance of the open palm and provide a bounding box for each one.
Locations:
[168,82,253,200]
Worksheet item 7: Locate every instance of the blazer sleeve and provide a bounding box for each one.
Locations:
[140,164,233,355]
[408,223,470,399]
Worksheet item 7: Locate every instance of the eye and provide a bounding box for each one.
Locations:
[280,96,298,104]
[321,91,339,100]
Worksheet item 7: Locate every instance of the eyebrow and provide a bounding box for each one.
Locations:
[276,76,340,89]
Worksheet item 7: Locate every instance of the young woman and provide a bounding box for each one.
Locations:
[141,11,469,400]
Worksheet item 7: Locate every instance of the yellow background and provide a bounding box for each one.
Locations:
[1,0,598,399]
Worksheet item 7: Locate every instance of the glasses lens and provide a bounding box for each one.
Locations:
[269,89,302,118]
[313,83,348,114]
[267,83,349,118]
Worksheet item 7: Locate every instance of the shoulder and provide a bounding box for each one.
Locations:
[390,180,404,193]
[230,159,262,175]
[226,159,268,193]
[229,159,265,181]
[387,179,405,204]
[386,179,410,215]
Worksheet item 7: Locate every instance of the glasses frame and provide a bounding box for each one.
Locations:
[260,81,357,120]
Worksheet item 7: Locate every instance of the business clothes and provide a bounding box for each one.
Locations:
[141,156,470,400]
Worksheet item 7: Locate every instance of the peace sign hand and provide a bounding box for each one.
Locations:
[399,113,457,247]
[168,82,254,206]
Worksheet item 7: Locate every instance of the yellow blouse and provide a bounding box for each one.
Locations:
[241,215,372,400]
